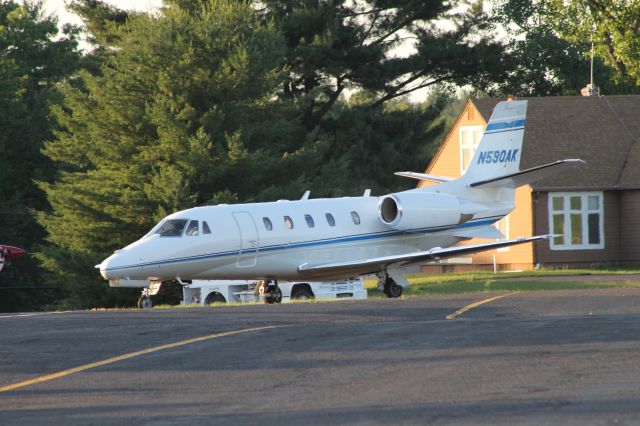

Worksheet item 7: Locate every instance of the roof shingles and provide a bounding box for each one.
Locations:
[472,96,640,190]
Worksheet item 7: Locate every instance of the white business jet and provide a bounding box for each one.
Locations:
[99,100,582,297]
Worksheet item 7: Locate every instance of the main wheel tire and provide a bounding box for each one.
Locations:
[383,279,403,298]
[264,285,283,304]
[292,286,314,300]
[138,295,153,309]
[204,292,226,305]
[273,286,283,303]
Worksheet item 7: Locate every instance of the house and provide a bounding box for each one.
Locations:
[420,95,640,272]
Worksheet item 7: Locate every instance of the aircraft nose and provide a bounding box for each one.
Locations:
[99,262,110,280]
[98,252,120,280]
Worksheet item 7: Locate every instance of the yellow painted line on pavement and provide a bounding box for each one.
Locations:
[446,292,518,320]
[0,325,280,393]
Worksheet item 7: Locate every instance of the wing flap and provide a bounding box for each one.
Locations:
[298,235,550,274]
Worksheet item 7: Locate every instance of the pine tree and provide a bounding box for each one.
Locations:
[41,0,512,308]
[0,1,80,312]
[40,0,287,308]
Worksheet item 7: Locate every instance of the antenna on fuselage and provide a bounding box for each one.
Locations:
[300,190,310,200]
[363,189,371,197]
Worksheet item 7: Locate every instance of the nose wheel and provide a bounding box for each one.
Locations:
[137,288,153,309]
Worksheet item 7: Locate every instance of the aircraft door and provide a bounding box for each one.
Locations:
[232,212,259,268]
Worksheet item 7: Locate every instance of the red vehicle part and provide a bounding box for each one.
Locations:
[0,245,26,262]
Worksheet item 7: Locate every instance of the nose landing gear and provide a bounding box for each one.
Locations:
[137,288,153,309]
[136,281,163,309]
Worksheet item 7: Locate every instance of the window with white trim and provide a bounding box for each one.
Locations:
[459,126,483,174]
[548,192,604,250]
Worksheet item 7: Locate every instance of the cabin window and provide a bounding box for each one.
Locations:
[548,192,604,250]
[305,214,315,228]
[350,211,361,225]
[284,216,294,229]
[263,217,273,231]
[325,213,335,227]
[202,221,211,234]
[459,125,483,174]
[156,219,188,237]
[185,220,199,236]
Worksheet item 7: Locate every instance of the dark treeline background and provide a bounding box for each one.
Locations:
[1,0,638,311]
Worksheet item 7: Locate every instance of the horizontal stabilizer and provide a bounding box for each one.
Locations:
[394,171,453,183]
[469,159,585,189]
[453,227,505,239]
[298,235,549,275]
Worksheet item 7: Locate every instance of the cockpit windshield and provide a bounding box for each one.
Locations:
[155,219,189,237]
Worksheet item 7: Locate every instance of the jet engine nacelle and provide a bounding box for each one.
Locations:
[378,192,466,231]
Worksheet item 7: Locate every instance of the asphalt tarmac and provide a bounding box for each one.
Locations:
[1,289,640,425]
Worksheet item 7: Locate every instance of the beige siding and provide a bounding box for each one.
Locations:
[419,97,640,271]
[468,186,534,267]
[418,101,535,272]
[420,102,488,182]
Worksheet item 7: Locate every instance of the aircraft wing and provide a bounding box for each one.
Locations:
[298,235,549,275]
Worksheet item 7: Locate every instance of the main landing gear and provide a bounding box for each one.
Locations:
[262,280,283,304]
[377,271,403,298]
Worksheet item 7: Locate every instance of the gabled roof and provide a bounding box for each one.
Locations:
[472,96,640,190]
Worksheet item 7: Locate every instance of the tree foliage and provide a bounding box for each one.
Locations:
[0,1,80,312]
[39,0,512,308]
[39,0,288,308]
[545,0,640,86]
[259,0,508,127]
[492,0,640,95]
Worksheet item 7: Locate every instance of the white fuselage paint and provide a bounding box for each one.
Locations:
[100,100,533,284]
[99,191,510,282]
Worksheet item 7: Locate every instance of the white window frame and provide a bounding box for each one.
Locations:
[548,192,604,250]
[459,125,483,174]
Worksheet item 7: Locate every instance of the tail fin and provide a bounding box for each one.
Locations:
[461,100,527,185]
[414,99,583,202]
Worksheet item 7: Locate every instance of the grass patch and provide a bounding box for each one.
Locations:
[365,268,640,297]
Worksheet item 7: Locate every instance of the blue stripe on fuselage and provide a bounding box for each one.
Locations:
[103,216,503,272]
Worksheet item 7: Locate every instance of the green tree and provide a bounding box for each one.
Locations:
[546,0,640,86]
[41,0,512,308]
[258,0,508,130]
[40,0,287,308]
[492,0,640,95]
[245,0,509,200]
[0,1,80,312]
